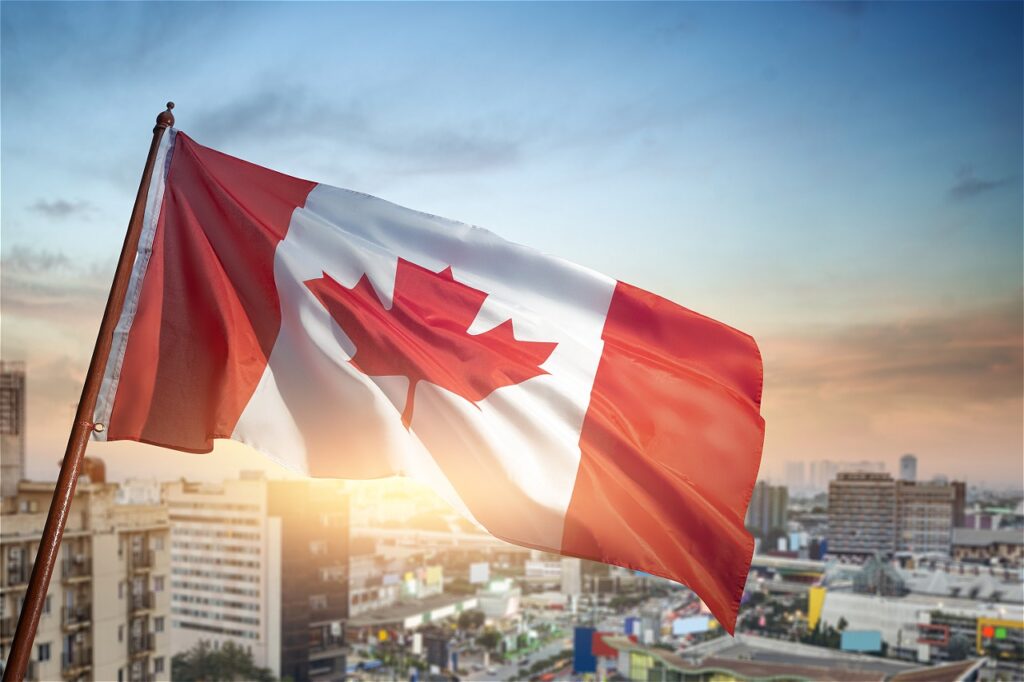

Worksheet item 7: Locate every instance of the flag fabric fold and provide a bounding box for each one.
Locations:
[93,129,764,631]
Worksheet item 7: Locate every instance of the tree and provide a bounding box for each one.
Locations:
[477,629,502,653]
[458,609,486,631]
[172,640,275,682]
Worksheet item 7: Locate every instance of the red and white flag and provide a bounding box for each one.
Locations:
[93,130,764,631]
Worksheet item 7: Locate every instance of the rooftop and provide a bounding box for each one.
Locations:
[604,634,985,682]
[347,593,478,628]
[952,528,1024,547]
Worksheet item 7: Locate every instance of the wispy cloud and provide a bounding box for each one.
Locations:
[765,296,1023,405]
[0,246,110,328]
[948,166,1013,200]
[28,198,93,219]
[191,85,521,177]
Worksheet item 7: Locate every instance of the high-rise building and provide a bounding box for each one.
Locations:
[784,462,806,495]
[164,473,349,681]
[746,481,789,542]
[899,454,917,482]
[0,362,26,499]
[895,481,960,555]
[828,472,897,556]
[0,479,171,682]
[829,472,965,558]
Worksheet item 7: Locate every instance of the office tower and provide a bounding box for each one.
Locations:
[165,473,349,681]
[828,472,897,556]
[0,479,171,682]
[0,362,26,499]
[829,472,965,557]
[899,454,917,482]
[895,480,959,554]
[746,481,789,542]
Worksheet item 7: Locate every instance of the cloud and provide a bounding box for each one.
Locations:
[190,85,521,177]
[0,246,110,330]
[28,198,93,219]
[765,296,1023,406]
[948,166,1013,200]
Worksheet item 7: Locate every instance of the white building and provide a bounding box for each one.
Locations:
[164,474,349,681]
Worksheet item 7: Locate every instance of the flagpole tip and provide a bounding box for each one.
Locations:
[156,102,175,130]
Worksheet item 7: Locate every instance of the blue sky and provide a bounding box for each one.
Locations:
[2,2,1021,486]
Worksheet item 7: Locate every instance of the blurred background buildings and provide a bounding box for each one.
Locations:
[1,363,1022,682]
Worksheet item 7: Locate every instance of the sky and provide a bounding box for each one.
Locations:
[1,2,1021,489]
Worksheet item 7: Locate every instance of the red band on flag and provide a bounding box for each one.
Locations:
[561,281,764,633]
[107,134,316,451]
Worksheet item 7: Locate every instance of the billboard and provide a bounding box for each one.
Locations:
[672,616,710,636]
[469,562,490,584]
[840,630,882,652]
[573,626,597,673]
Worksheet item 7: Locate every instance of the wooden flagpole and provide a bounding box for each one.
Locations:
[2,102,175,682]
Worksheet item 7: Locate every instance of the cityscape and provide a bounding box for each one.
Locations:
[1,361,1021,681]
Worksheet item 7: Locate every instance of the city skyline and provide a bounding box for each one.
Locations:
[2,2,1021,487]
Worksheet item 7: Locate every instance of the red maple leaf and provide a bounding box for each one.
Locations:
[305,258,557,428]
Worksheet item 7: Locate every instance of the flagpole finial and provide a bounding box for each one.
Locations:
[156,102,175,130]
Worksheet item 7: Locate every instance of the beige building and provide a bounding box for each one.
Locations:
[829,473,965,558]
[828,472,897,556]
[0,480,171,682]
[895,480,963,555]
[164,473,350,681]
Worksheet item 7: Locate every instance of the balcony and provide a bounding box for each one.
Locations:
[4,567,29,589]
[62,647,92,677]
[128,551,154,572]
[62,604,92,630]
[128,591,154,613]
[62,557,92,581]
[129,632,155,656]
[0,616,16,641]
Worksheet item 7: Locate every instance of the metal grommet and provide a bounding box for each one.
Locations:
[93,423,106,433]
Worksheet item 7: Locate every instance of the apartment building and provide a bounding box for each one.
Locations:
[828,472,897,556]
[895,480,964,555]
[829,473,965,558]
[0,480,171,682]
[746,481,789,542]
[165,473,349,681]
[0,361,26,499]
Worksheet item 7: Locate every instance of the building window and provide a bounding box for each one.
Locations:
[153,576,164,592]
[155,617,165,633]
[153,536,164,551]
[118,668,123,682]
[43,595,51,615]
[36,642,50,662]
[118,624,124,642]
[118,581,124,599]
[154,657,165,673]
[310,540,327,556]
[310,594,328,610]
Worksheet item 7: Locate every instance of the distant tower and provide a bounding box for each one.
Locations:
[0,361,26,498]
[899,453,917,482]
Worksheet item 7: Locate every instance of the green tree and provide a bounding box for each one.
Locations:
[172,640,275,682]
[477,629,502,654]
[458,609,486,631]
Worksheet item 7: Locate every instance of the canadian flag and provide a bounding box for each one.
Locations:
[94,130,764,631]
